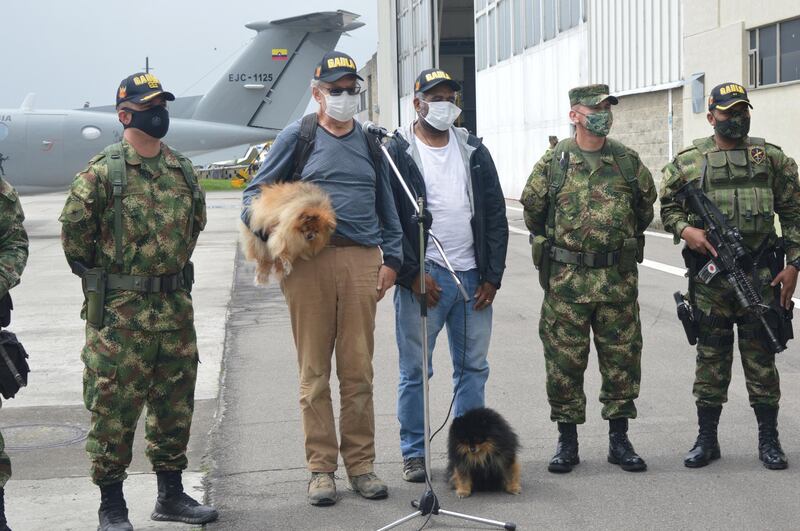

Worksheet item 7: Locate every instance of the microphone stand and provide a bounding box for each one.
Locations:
[373,130,515,531]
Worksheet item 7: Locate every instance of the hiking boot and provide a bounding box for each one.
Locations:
[684,405,722,468]
[607,418,647,472]
[348,472,388,500]
[98,482,133,531]
[548,422,579,473]
[151,470,218,524]
[754,405,788,470]
[402,457,426,483]
[308,472,337,506]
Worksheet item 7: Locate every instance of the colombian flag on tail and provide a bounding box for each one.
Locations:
[272,48,288,61]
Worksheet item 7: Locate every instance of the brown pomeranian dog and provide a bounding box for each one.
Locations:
[446,407,521,498]
[239,181,336,284]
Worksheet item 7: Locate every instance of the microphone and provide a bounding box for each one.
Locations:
[362,121,394,138]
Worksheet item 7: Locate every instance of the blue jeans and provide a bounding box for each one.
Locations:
[394,261,493,459]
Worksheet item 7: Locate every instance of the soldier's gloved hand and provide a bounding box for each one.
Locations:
[681,226,717,257]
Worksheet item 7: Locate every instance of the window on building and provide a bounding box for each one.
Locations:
[513,0,525,55]
[477,14,488,70]
[781,18,800,83]
[558,0,580,32]
[489,7,497,66]
[543,0,556,41]
[749,17,800,88]
[525,0,541,48]
[476,0,487,12]
[498,0,512,61]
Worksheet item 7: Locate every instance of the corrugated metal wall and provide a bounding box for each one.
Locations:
[588,0,682,92]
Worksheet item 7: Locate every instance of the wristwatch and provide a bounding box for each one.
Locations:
[789,258,800,271]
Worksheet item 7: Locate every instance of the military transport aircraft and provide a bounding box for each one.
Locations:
[0,10,363,193]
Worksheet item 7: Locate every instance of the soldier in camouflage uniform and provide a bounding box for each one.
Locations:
[0,176,29,531]
[660,82,799,470]
[60,74,216,530]
[521,84,656,474]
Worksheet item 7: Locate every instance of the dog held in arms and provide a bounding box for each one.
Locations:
[239,182,336,285]
[446,407,521,498]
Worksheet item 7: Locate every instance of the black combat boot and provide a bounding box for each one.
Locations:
[607,418,647,472]
[98,482,133,531]
[754,405,788,470]
[0,487,10,531]
[684,405,722,468]
[151,470,218,524]
[548,422,579,473]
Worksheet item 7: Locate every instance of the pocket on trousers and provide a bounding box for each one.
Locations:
[82,353,118,413]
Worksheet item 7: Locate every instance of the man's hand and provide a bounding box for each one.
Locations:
[681,226,718,257]
[376,265,397,302]
[473,282,497,311]
[412,273,442,308]
[770,265,799,310]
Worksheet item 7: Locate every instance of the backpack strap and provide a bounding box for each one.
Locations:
[546,138,572,238]
[176,154,201,239]
[103,143,127,267]
[607,138,641,218]
[289,113,319,182]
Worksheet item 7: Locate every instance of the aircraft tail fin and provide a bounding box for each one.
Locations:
[190,10,363,130]
[20,93,36,111]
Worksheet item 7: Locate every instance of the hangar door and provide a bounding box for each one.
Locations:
[396,0,437,126]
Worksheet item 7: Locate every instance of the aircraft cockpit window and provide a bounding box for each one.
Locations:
[81,126,102,140]
[0,123,8,142]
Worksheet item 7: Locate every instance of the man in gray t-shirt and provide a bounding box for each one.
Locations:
[242,51,402,507]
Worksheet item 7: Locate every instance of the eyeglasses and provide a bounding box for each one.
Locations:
[322,84,362,96]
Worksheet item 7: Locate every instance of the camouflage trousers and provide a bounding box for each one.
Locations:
[82,325,198,486]
[539,294,642,424]
[693,267,780,408]
[0,429,10,488]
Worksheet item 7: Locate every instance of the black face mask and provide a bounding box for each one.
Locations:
[714,112,750,140]
[124,105,170,139]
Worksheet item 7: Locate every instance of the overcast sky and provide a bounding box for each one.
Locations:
[0,0,378,110]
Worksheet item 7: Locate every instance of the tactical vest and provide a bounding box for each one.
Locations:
[104,142,202,267]
[690,136,775,236]
[546,137,641,240]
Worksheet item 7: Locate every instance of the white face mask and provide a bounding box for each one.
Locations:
[421,101,461,131]
[323,92,360,122]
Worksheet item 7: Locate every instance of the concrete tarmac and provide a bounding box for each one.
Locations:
[3,190,241,530]
[3,192,798,530]
[206,202,800,531]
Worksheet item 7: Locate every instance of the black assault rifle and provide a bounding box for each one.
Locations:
[673,180,786,354]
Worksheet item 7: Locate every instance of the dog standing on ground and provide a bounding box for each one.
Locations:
[239,181,336,285]
[446,407,521,498]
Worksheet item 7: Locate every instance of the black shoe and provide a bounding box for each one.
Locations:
[684,405,722,468]
[0,488,10,531]
[754,405,788,470]
[607,419,647,472]
[151,470,219,524]
[98,482,133,531]
[548,423,579,473]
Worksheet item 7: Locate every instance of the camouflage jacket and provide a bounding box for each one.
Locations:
[520,138,656,302]
[60,141,207,331]
[0,178,29,299]
[660,136,800,263]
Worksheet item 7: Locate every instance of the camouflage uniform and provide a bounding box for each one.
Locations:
[0,177,29,488]
[660,136,800,408]
[60,140,206,486]
[521,92,656,423]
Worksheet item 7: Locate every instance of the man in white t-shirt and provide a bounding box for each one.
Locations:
[385,69,509,482]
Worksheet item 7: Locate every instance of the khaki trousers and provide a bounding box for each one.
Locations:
[282,245,382,475]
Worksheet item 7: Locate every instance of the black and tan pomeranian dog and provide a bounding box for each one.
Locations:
[446,407,521,498]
